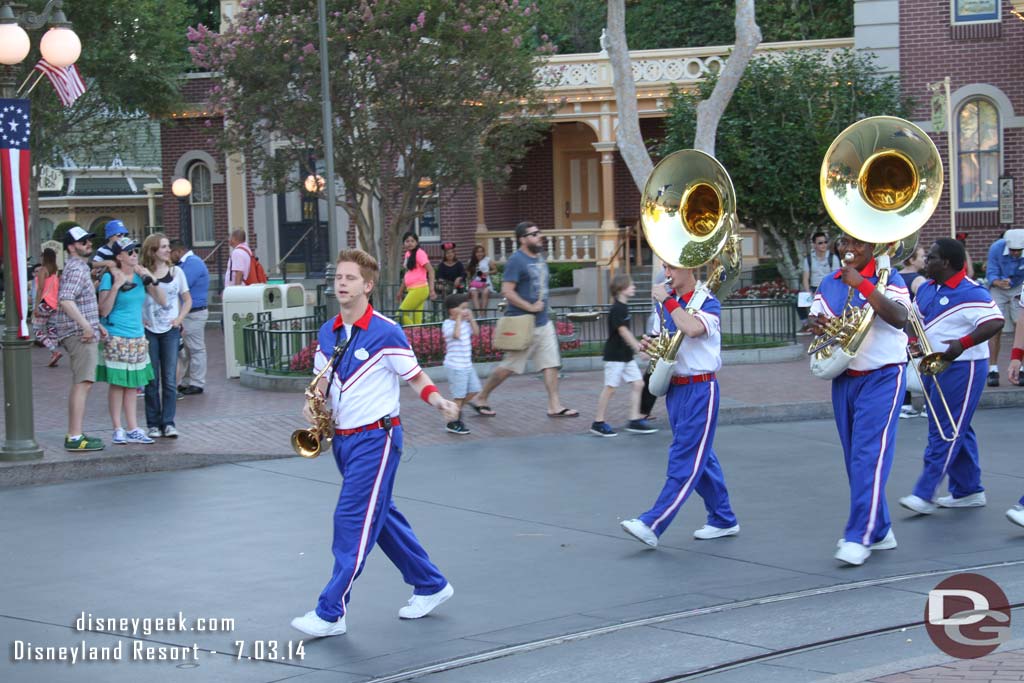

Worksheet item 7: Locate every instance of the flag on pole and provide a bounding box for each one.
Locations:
[0,99,32,338]
[33,60,86,107]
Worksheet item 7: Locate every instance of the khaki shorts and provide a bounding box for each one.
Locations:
[498,321,561,374]
[990,285,1022,330]
[603,360,643,387]
[60,334,99,384]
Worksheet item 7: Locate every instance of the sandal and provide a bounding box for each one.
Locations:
[469,403,496,417]
[547,408,580,418]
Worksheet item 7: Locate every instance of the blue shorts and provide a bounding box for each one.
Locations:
[447,366,481,399]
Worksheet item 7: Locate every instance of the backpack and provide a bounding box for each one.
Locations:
[807,251,835,273]
[235,244,268,285]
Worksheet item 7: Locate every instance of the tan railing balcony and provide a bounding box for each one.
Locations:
[479,228,601,264]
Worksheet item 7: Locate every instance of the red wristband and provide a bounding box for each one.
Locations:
[1011,348,1024,362]
[663,298,681,314]
[856,280,875,300]
[420,385,439,404]
[958,335,975,349]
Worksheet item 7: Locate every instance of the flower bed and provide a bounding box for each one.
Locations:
[730,279,796,300]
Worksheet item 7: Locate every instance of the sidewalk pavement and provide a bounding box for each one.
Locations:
[2,327,1023,487]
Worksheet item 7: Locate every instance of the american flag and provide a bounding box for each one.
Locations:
[34,59,86,107]
[0,99,31,338]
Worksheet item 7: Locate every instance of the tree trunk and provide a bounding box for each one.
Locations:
[694,0,762,156]
[605,0,652,192]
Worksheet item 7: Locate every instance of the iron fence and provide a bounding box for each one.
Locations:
[242,298,796,375]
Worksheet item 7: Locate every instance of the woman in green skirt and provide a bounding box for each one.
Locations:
[96,237,165,444]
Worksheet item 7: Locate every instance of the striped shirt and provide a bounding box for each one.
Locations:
[313,305,422,430]
[52,257,99,341]
[915,270,1002,363]
[442,319,474,370]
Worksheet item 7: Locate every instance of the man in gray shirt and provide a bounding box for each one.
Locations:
[469,221,578,418]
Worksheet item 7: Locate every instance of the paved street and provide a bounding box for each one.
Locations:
[2,331,1024,682]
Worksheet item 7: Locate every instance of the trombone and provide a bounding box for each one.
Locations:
[905,309,960,442]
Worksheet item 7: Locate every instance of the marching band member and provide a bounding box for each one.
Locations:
[620,263,739,549]
[807,236,910,566]
[291,249,459,638]
[899,239,1003,516]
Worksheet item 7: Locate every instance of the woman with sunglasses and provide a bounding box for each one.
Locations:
[141,233,192,439]
[96,237,165,445]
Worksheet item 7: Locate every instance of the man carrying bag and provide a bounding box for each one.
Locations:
[470,221,578,418]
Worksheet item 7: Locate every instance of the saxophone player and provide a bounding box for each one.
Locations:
[291,249,458,638]
[620,262,739,549]
[806,236,910,566]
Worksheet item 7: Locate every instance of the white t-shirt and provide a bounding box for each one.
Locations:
[143,267,190,334]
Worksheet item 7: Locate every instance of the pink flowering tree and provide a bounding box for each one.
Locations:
[189,0,553,281]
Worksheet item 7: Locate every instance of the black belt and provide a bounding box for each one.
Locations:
[190,306,207,312]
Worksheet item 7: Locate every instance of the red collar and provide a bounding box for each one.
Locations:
[942,267,967,289]
[679,290,695,305]
[332,304,374,331]
[833,258,876,280]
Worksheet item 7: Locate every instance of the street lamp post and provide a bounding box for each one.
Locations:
[316,0,340,318]
[171,177,192,246]
[0,0,81,461]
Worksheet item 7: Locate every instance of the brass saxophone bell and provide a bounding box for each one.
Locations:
[291,429,325,459]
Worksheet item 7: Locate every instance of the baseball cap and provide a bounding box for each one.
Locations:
[105,219,128,239]
[1004,229,1024,251]
[62,225,95,248]
[110,237,141,255]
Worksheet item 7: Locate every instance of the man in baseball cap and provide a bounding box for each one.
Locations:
[986,228,1024,385]
[61,225,96,249]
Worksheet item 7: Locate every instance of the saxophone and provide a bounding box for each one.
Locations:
[291,349,342,458]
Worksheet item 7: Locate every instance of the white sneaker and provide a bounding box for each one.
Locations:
[837,529,897,551]
[290,610,346,637]
[1007,505,1024,528]
[124,428,154,444]
[898,405,919,419]
[835,541,871,566]
[112,428,127,445]
[620,518,658,548]
[398,583,454,619]
[936,491,987,508]
[899,494,937,515]
[146,427,162,439]
[693,524,740,540]
[163,424,179,438]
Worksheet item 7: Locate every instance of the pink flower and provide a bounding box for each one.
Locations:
[410,22,418,31]
[462,23,471,32]
[416,10,426,28]
[302,43,316,54]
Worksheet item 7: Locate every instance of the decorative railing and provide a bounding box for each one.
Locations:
[480,228,599,264]
[241,309,325,375]
[536,38,853,93]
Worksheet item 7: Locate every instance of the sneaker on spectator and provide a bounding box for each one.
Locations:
[445,421,470,435]
[146,427,162,439]
[124,428,155,444]
[163,425,179,438]
[919,407,929,419]
[590,421,617,437]
[179,386,204,395]
[64,434,104,452]
[898,405,919,419]
[112,428,127,445]
[136,387,144,398]
[626,418,658,434]
[987,370,999,387]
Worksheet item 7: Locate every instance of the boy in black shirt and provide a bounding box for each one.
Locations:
[591,274,659,437]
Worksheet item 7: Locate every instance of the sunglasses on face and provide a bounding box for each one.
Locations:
[525,231,541,237]
[124,248,139,256]
[814,240,827,245]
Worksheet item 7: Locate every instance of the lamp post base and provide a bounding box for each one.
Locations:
[0,335,43,461]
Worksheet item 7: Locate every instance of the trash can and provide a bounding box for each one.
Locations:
[264,283,308,320]
[222,284,270,378]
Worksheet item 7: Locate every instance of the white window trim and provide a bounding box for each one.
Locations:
[189,163,216,246]
[950,0,1001,24]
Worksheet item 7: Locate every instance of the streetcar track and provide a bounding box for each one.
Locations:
[362,559,1024,683]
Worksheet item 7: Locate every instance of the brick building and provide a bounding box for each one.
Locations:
[857,0,1024,266]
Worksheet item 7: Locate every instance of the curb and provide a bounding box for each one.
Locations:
[4,393,1022,489]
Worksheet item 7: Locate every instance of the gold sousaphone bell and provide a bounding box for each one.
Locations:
[640,150,741,396]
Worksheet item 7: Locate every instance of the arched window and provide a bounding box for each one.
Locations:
[189,162,215,244]
[957,98,1000,208]
[37,217,54,240]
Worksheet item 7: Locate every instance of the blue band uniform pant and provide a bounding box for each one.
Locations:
[639,380,737,535]
[912,359,987,502]
[832,364,906,546]
[316,425,447,622]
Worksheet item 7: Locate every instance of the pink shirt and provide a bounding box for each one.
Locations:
[403,248,430,288]
[227,244,252,288]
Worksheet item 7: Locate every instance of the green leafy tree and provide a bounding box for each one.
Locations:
[535,0,850,55]
[190,0,551,282]
[660,49,908,282]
